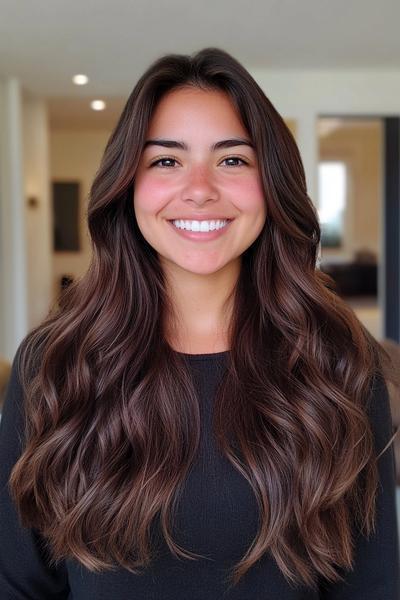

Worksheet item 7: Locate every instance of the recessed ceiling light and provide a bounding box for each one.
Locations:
[72,74,89,85]
[90,100,106,111]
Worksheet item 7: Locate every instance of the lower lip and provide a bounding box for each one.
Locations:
[167,220,233,241]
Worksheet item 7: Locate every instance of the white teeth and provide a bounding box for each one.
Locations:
[171,219,229,232]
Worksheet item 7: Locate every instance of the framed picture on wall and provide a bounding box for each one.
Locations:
[52,181,81,252]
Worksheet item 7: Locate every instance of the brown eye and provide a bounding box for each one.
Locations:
[150,157,178,168]
[221,156,248,167]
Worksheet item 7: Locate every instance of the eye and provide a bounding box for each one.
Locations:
[220,156,248,167]
[149,157,178,168]
[149,155,249,169]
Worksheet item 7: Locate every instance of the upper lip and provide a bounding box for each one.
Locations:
[168,216,233,221]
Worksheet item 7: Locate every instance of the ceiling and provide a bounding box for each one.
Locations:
[47,96,125,130]
[2,0,399,129]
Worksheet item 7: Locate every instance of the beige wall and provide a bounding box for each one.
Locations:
[49,130,110,297]
[318,120,382,262]
[285,119,297,139]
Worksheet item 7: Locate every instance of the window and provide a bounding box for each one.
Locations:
[318,161,347,248]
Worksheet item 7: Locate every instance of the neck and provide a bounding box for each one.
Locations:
[162,257,240,354]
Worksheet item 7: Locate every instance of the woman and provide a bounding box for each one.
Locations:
[0,47,399,599]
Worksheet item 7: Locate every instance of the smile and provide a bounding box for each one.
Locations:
[170,219,231,232]
[167,219,233,241]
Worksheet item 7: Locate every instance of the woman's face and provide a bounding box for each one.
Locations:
[133,86,267,276]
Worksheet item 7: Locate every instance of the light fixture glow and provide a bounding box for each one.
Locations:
[90,100,106,111]
[72,74,89,85]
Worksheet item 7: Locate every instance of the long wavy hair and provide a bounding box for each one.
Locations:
[9,47,399,591]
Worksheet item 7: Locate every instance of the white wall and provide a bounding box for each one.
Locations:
[0,79,28,361]
[22,94,53,331]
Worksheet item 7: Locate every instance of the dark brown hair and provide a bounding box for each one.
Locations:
[9,47,399,591]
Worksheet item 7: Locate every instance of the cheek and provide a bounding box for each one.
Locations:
[134,171,266,217]
[231,175,266,213]
[134,176,170,216]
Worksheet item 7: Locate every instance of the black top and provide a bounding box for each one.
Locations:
[0,346,399,599]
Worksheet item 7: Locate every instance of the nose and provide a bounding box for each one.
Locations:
[181,163,220,205]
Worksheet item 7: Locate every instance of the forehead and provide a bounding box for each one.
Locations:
[145,87,248,137]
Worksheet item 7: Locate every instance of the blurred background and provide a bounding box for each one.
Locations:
[0,0,399,536]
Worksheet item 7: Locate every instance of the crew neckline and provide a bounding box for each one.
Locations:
[174,350,230,361]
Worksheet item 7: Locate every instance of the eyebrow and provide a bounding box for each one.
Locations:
[143,137,255,151]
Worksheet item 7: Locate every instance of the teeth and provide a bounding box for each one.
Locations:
[171,219,229,232]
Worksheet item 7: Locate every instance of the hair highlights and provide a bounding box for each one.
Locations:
[9,47,399,591]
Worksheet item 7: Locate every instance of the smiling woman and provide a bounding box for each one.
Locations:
[0,47,399,600]
[133,85,266,352]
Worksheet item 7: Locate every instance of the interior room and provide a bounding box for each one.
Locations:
[0,1,399,595]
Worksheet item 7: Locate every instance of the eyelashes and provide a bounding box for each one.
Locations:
[149,157,177,168]
[149,156,249,168]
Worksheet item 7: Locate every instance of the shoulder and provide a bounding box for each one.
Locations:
[0,338,36,446]
[0,343,28,475]
[365,371,396,457]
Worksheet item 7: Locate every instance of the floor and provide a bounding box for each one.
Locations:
[346,295,382,341]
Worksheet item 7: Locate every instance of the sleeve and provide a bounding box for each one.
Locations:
[0,345,70,599]
[319,372,400,599]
